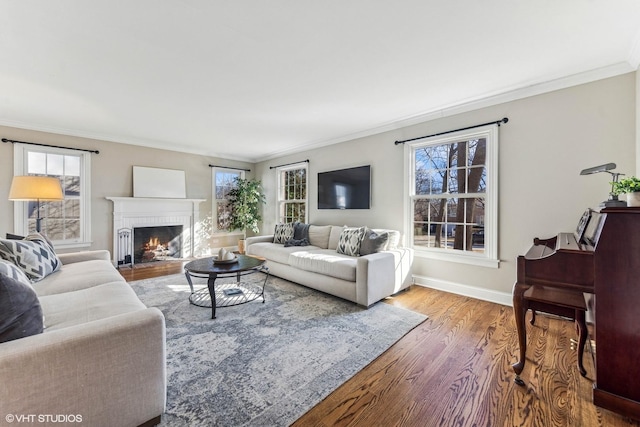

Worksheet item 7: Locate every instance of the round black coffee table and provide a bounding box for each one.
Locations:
[184,255,269,319]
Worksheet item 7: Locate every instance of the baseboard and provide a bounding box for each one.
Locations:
[412,274,512,307]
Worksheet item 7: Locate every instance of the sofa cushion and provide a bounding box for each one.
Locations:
[0,236,61,282]
[33,259,126,296]
[328,226,345,250]
[0,272,44,343]
[247,242,321,265]
[336,226,366,256]
[288,249,357,282]
[360,228,389,255]
[39,282,146,331]
[308,225,332,249]
[273,223,295,244]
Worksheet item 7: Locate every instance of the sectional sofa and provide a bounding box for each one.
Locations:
[246,224,413,307]
[0,236,166,427]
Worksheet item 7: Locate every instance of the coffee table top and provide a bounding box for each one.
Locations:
[184,254,265,275]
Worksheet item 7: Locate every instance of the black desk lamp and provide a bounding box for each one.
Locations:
[579,163,627,208]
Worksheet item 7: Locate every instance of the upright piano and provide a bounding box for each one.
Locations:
[513,207,640,420]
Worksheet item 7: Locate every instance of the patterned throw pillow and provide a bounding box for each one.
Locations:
[0,237,61,282]
[0,260,33,287]
[273,223,295,244]
[336,226,366,256]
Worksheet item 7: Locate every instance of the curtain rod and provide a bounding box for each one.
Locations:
[2,137,100,154]
[208,164,251,172]
[270,159,309,170]
[394,117,509,145]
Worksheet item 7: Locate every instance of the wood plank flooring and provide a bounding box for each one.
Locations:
[122,263,640,427]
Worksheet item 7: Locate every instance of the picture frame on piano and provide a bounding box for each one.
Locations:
[575,208,592,243]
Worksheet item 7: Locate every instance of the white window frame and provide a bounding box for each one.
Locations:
[13,144,92,249]
[276,163,308,224]
[212,167,245,234]
[404,124,499,268]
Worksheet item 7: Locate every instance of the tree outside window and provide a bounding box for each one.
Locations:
[408,125,498,266]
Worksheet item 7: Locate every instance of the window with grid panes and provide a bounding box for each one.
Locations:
[213,168,244,231]
[407,124,498,267]
[13,145,91,248]
[277,164,307,224]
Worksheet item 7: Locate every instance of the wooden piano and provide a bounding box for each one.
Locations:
[512,207,640,420]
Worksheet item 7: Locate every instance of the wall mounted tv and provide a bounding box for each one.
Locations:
[318,165,371,209]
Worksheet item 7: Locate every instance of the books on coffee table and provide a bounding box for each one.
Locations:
[223,288,244,296]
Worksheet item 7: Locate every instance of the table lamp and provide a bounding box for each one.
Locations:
[579,163,627,208]
[8,175,64,232]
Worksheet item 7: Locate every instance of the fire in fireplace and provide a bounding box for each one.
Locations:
[133,225,183,264]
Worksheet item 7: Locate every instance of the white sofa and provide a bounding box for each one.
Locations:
[245,225,413,307]
[0,248,166,427]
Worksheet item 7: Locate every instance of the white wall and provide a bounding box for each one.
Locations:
[255,72,637,305]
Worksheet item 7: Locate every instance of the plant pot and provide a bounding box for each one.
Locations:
[626,192,640,207]
[237,239,246,254]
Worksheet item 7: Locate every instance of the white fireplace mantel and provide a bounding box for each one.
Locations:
[106,197,206,263]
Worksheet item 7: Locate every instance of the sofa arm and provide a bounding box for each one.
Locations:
[0,308,166,427]
[356,248,414,307]
[246,235,274,247]
[57,250,111,265]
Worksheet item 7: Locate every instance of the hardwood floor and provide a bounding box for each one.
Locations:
[122,264,640,427]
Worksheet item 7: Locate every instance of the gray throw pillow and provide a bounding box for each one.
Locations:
[0,273,44,344]
[293,223,310,240]
[360,228,389,255]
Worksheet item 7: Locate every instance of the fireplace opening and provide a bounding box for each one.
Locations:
[133,225,183,264]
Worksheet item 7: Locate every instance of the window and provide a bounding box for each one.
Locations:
[13,145,91,248]
[213,168,244,231]
[406,124,498,267]
[277,163,308,223]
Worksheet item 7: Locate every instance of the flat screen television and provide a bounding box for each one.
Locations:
[318,165,371,209]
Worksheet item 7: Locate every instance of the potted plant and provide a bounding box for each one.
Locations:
[612,176,640,207]
[227,177,266,253]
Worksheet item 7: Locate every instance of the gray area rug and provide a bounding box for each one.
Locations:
[130,272,427,426]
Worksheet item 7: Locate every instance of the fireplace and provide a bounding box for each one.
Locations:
[106,196,206,266]
[133,225,183,264]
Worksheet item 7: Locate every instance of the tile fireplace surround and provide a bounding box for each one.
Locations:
[106,197,206,265]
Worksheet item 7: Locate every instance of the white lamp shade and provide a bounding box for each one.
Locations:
[8,176,64,201]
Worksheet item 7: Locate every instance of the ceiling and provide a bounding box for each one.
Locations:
[1,1,640,162]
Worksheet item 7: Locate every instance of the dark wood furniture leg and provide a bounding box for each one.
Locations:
[512,281,529,385]
[207,273,218,319]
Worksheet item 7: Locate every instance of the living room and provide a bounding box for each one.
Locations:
[2,2,640,426]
